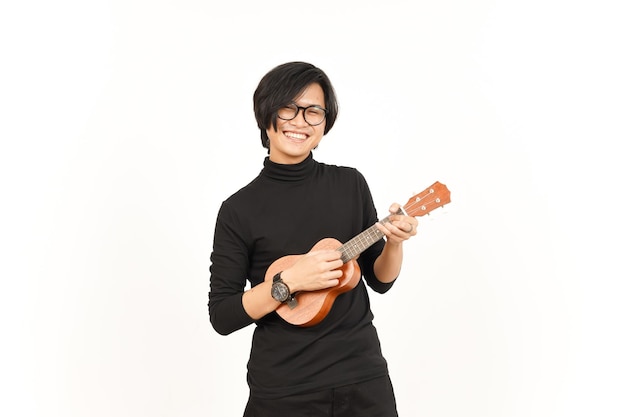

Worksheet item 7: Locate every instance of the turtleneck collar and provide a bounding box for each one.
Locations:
[262,153,316,182]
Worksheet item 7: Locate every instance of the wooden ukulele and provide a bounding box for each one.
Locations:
[265,181,451,327]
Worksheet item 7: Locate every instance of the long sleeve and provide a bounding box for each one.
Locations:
[208,201,255,335]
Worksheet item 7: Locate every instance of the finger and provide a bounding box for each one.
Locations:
[327,268,343,279]
[406,221,418,235]
[375,221,392,236]
[327,259,344,271]
[388,203,401,214]
[309,249,342,260]
[389,220,411,234]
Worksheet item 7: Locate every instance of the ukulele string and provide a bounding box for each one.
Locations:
[339,223,384,262]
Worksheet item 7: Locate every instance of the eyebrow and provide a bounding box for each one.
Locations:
[290,100,326,109]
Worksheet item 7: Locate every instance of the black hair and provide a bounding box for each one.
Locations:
[253,62,339,150]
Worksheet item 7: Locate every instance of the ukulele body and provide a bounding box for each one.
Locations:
[265,238,361,327]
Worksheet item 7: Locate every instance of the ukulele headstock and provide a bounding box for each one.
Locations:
[403,181,451,217]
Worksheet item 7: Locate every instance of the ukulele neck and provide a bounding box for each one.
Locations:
[337,209,403,264]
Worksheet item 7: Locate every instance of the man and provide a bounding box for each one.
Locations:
[209,61,418,416]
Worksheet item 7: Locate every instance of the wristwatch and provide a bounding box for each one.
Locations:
[271,272,291,302]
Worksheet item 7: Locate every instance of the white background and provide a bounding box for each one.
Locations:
[1,1,625,416]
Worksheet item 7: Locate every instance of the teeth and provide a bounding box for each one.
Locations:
[285,132,306,140]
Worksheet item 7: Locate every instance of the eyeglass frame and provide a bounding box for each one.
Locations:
[276,102,328,126]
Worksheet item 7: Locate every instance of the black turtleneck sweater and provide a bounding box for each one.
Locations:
[209,153,395,399]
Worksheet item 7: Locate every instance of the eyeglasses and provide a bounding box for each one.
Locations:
[276,103,327,126]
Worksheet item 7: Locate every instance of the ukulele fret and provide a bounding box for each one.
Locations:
[338,221,387,263]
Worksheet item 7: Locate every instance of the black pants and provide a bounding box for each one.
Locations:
[243,375,398,417]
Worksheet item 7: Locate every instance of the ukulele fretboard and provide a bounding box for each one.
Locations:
[338,215,395,263]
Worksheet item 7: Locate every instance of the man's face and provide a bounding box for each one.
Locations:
[267,83,326,165]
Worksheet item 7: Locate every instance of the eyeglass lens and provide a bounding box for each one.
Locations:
[277,104,326,126]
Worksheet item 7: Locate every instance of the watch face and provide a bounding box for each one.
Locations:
[271,282,290,302]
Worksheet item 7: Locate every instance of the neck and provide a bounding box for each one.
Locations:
[262,153,315,182]
[268,151,312,165]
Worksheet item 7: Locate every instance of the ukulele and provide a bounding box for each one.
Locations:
[265,181,451,327]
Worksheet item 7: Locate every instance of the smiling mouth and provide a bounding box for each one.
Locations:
[284,131,308,141]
